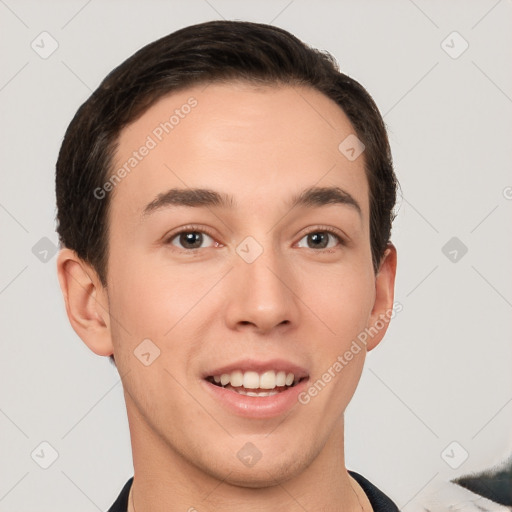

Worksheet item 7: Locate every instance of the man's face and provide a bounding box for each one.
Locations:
[102,82,393,485]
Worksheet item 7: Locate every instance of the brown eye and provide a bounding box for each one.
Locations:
[169,231,215,250]
[296,230,342,250]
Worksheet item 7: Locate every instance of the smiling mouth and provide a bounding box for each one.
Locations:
[205,370,308,397]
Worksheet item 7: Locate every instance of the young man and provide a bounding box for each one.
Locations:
[56,20,400,512]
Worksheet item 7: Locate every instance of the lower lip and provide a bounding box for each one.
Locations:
[202,379,309,419]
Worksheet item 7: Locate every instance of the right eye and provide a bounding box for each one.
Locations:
[165,226,220,251]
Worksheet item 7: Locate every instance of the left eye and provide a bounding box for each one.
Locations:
[169,231,216,250]
[296,231,341,250]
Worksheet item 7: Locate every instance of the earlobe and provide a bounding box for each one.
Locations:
[365,243,397,352]
[56,248,114,357]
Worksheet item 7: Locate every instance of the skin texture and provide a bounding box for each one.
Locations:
[57,82,397,512]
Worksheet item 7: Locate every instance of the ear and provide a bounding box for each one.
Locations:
[56,248,114,357]
[366,243,397,351]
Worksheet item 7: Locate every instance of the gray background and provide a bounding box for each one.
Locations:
[1,0,511,510]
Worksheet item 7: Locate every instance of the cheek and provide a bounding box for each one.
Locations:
[106,251,224,377]
[304,260,375,338]
[108,252,197,333]
[301,279,371,417]
[301,260,375,404]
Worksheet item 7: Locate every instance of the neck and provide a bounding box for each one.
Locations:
[125,396,370,512]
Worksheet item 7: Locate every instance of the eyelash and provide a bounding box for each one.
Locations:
[164,224,346,252]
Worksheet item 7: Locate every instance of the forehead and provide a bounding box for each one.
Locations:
[110,81,369,223]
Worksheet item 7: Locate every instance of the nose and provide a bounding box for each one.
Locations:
[223,241,300,335]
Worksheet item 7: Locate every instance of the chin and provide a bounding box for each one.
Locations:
[199,441,316,489]
[221,462,304,489]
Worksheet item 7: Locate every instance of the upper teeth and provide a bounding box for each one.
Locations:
[212,370,295,389]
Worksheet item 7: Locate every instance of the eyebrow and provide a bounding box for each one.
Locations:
[142,186,362,218]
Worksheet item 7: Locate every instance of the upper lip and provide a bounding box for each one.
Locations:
[203,359,309,379]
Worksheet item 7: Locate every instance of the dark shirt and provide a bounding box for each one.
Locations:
[107,471,400,511]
